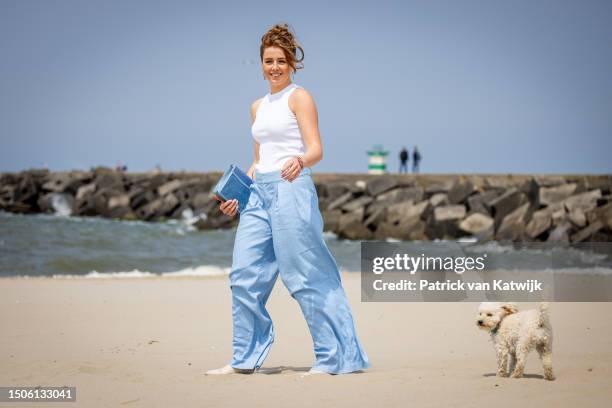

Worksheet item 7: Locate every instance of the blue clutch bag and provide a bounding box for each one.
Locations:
[212,164,253,213]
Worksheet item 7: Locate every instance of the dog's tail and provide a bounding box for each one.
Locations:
[538,302,551,328]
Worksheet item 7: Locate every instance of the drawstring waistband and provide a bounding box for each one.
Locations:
[254,167,312,184]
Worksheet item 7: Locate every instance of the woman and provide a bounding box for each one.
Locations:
[207,23,370,375]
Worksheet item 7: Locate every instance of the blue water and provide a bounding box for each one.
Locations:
[1,211,611,278]
[0,211,362,277]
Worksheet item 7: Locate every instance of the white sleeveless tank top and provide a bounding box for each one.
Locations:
[251,83,306,173]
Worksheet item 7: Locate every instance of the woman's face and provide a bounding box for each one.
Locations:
[262,46,292,86]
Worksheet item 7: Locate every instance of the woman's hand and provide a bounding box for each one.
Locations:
[281,156,304,182]
[214,195,238,217]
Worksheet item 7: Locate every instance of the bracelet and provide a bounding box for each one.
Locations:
[295,156,304,170]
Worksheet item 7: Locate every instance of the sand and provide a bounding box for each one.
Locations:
[1,273,611,408]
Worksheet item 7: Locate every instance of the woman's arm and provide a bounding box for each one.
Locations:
[246,142,259,180]
[282,88,323,181]
[216,98,262,216]
[246,99,263,180]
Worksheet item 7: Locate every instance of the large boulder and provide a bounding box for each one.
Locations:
[425,180,454,195]
[467,190,499,215]
[568,209,587,228]
[496,203,530,241]
[373,200,428,240]
[434,205,466,222]
[429,193,449,207]
[136,193,180,221]
[592,202,612,230]
[366,177,398,197]
[538,183,578,206]
[525,209,552,239]
[533,176,567,188]
[107,194,134,219]
[92,168,124,193]
[327,192,354,211]
[376,186,424,204]
[130,189,156,211]
[12,174,41,212]
[426,205,467,239]
[458,213,494,239]
[387,200,429,225]
[484,177,516,190]
[108,194,130,209]
[42,172,74,193]
[336,208,372,239]
[341,196,373,212]
[570,220,604,243]
[0,184,16,203]
[364,207,387,227]
[364,200,387,218]
[323,183,351,202]
[147,173,170,191]
[486,188,527,226]
[374,219,426,241]
[157,179,183,196]
[76,183,96,201]
[563,190,602,213]
[448,180,474,204]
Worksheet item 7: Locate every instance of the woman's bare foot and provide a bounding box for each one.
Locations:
[205,364,255,375]
[300,368,328,378]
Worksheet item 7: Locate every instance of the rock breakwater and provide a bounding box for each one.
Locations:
[1,168,611,242]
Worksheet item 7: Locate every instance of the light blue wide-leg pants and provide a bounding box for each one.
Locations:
[229,168,370,374]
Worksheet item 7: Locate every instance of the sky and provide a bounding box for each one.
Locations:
[1,0,611,174]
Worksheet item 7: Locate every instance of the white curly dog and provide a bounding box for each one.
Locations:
[476,302,555,381]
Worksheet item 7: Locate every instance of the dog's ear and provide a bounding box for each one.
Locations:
[501,303,518,315]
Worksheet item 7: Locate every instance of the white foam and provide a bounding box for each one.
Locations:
[571,247,608,264]
[543,267,612,276]
[468,241,514,254]
[180,207,207,226]
[322,231,338,240]
[457,236,478,243]
[49,265,231,279]
[161,265,230,277]
[53,269,157,279]
[51,193,72,216]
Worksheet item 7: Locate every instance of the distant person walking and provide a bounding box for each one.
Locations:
[399,147,409,173]
[412,146,421,173]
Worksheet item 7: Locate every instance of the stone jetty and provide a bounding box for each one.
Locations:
[1,168,611,243]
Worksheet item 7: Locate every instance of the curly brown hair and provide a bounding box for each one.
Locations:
[260,23,304,73]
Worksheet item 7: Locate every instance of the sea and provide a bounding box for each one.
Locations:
[1,210,611,279]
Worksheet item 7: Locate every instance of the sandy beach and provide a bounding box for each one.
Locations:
[1,273,611,408]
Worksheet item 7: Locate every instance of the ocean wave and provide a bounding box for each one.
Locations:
[457,236,479,243]
[161,265,230,277]
[52,269,157,279]
[467,241,515,254]
[47,265,231,279]
[322,231,338,240]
